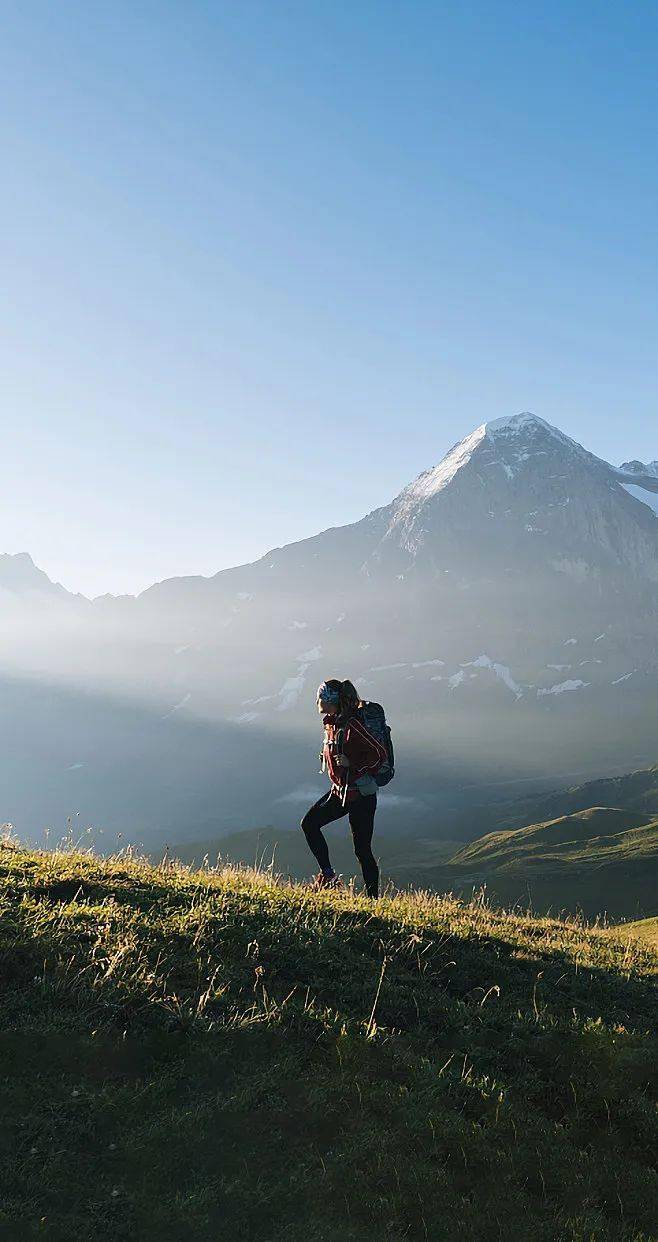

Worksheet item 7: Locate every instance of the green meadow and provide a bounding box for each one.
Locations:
[0,843,656,1241]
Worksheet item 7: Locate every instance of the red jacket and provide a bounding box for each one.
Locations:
[321,712,388,803]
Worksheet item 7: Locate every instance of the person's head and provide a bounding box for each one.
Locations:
[316,678,361,719]
[316,678,341,716]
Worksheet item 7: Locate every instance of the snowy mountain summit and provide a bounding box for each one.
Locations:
[394,413,567,512]
[486,410,576,439]
[378,410,658,579]
[392,412,592,519]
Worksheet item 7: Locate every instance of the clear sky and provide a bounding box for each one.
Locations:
[2,1,657,597]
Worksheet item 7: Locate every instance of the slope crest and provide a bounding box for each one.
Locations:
[451,807,658,870]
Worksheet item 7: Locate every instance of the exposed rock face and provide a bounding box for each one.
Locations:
[618,459,658,479]
[367,413,658,582]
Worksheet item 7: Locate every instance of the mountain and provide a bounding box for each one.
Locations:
[0,554,88,659]
[0,552,81,603]
[618,458,658,480]
[117,411,658,835]
[2,412,658,845]
[614,457,658,518]
[482,762,658,832]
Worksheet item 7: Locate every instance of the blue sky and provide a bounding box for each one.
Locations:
[2,1,657,596]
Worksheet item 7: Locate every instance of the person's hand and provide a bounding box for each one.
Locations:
[336,754,350,768]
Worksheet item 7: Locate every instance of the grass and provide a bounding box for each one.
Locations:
[614,918,658,949]
[0,842,656,1241]
[450,809,658,870]
[445,809,658,922]
[171,828,461,885]
[172,807,658,922]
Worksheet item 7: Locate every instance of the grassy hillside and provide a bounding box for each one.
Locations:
[171,828,461,886]
[452,808,657,867]
[172,805,658,922]
[446,808,658,920]
[0,843,656,1241]
[615,917,658,949]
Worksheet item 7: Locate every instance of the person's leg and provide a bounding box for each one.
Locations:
[348,795,379,897]
[300,792,347,876]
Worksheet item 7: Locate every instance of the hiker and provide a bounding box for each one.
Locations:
[300,678,389,898]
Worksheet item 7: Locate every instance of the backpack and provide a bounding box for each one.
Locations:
[356,701,395,787]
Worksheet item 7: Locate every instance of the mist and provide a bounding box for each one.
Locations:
[3,415,657,854]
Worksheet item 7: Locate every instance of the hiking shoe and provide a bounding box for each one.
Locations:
[311,872,343,891]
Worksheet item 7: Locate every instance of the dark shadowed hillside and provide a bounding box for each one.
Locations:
[0,843,656,1240]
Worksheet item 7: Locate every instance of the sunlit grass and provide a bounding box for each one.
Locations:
[0,842,656,1240]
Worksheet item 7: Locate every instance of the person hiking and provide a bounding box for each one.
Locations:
[300,678,388,898]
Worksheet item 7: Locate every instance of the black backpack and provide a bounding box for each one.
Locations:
[355,701,395,787]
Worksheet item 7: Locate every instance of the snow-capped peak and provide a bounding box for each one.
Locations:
[393,421,487,515]
[486,411,550,435]
[394,412,587,517]
[484,412,585,457]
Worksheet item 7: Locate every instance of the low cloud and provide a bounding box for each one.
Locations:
[275,785,324,804]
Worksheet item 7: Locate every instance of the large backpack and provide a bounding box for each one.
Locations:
[356,701,395,787]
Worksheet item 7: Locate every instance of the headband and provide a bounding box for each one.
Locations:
[316,681,340,705]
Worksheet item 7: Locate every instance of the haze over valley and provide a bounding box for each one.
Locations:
[3,412,657,885]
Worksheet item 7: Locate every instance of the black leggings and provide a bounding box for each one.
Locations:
[301,791,379,898]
